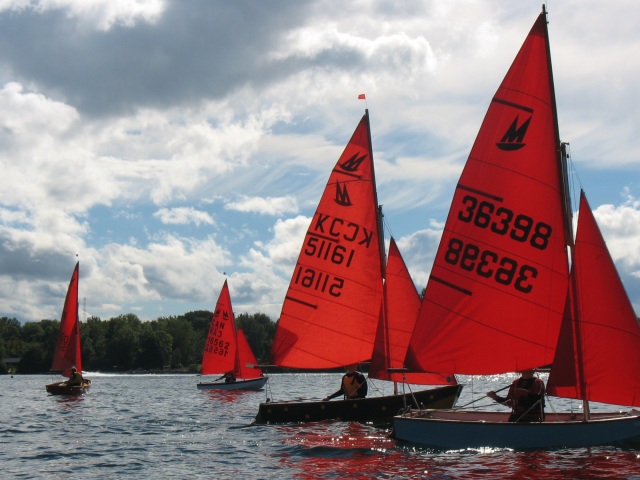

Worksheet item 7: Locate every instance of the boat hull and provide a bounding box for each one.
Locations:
[197,377,267,391]
[254,384,462,424]
[45,379,91,396]
[393,409,640,450]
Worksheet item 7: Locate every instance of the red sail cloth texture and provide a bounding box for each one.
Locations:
[51,262,82,378]
[201,280,239,376]
[369,238,455,385]
[547,193,640,407]
[235,329,262,379]
[405,13,570,375]
[270,114,384,369]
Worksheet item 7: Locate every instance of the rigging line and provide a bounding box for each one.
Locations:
[381,211,395,242]
[454,384,511,410]
[563,142,584,215]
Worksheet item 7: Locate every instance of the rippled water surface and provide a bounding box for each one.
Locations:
[2,373,639,479]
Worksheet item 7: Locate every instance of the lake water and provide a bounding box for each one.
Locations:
[2,373,639,479]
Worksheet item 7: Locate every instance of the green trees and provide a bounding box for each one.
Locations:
[236,312,276,363]
[0,311,277,374]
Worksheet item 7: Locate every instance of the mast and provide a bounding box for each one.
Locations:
[365,109,393,389]
[364,110,387,282]
[543,5,574,248]
[544,5,588,420]
[75,262,82,372]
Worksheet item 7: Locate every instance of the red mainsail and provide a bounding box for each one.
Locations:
[369,238,456,385]
[405,12,572,375]
[270,112,384,369]
[51,262,82,378]
[201,280,239,376]
[202,280,263,379]
[547,192,640,407]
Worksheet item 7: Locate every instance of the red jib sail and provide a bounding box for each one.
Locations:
[369,238,456,385]
[547,192,640,407]
[51,262,82,378]
[201,280,238,376]
[270,112,384,369]
[235,329,263,379]
[405,12,571,375]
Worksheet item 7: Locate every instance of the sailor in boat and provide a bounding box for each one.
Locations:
[487,369,545,422]
[223,371,236,384]
[65,366,84,387]
[322,364,368,401]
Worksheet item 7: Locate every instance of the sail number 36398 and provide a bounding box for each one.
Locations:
[458,195,552,250]
[444,238,538,293]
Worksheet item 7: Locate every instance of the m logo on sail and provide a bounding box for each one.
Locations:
[497,115,532,151]
[340,152,367,173]
[335,181,352,207]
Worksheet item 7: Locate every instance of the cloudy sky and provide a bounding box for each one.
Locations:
[2,0,640,324]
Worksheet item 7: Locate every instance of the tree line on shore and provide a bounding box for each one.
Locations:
[0,312,276,374]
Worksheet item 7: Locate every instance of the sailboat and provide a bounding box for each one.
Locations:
[45,261,91,395]
[197,280,267,391]
[254,112,461,424]
[393,6,640,449]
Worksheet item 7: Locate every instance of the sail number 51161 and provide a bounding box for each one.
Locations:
[293,265,344,297]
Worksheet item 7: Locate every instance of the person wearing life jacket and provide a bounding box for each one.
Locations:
[323,364,368,401]
[66,366,84,387]
[487,369,545,422]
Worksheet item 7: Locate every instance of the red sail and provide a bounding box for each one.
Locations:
[201,280,238,375]
[547,192,640,407]
[235,329,263,380]
[369,238,456,385]
[405,12,570,375]
[51,262,81,378]
[270,113,384,368]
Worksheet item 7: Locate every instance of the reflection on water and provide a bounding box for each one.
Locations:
[1,373,639,479]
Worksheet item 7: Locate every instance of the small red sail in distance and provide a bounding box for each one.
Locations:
[201,280,238,376]
[51,262,82,378]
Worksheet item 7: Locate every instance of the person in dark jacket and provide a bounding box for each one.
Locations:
[487,369,545,422]
[66,366,84,386]
[323,364,368,401]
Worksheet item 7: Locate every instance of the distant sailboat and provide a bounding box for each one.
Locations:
[393,7,640,449]
[197,280,267,391]
[254,112,461,424]
[45,262,91,395]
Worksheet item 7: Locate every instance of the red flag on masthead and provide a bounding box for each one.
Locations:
[358,94,366,99]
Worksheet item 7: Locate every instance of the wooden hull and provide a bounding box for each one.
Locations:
[393,409,640,450]
[254,384,462,424]
[45,379,91,396]
[197,377,267,391]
